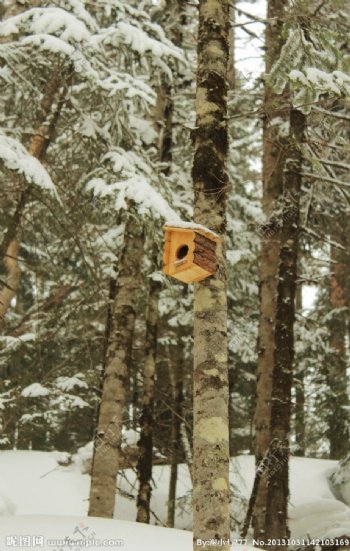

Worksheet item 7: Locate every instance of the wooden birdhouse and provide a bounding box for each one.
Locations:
[163,223,220,284]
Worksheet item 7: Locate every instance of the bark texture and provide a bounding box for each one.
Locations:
[88,214,144,518]
[0,240,21,331]
[264,109,306,544]
[153,0,186,172]
[252,0,289,538]
[327,241,349,459]
[136,246,161,524]
[192,1,230,549]
[167,336,185,528]
[294,283,305,457]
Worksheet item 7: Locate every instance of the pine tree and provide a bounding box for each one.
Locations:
[252,0,289,538]
[264,108,306,542]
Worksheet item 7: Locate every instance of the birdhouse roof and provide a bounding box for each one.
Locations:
[164,221,220,242]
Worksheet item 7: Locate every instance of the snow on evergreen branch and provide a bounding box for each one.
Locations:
[290,68,350,113]
[267,29,303,94]
[0,7,91,43]
[0,135,58,198]
[86,176,179,221]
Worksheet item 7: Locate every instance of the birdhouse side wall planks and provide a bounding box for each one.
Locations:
[163,225,220,284]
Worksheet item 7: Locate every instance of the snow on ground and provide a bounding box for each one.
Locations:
[0,516,259,551]
[0,515,192,551]
[1,450,350,547]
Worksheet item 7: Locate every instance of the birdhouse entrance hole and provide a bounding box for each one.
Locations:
[176,245,189,260]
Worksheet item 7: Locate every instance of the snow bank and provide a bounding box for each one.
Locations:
[1,451,350,542]
[289,500,350,540]
[0,451,89,516]
[328,454,350,506]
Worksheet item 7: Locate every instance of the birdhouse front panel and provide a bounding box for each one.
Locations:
[163,225,219,284]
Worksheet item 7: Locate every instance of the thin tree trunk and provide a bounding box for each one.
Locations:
[88,212,144,518]
[327,242,349,459]
[136,245,161,523]
[192,2,230,549]
[167,337,184,528]
[252,0,289,538]
[294,282,305,457]
[180,421,193,483]
[264,109,306,544]
[227,2,236,90]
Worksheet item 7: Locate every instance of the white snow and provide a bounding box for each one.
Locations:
[121,429,140,448]
[0,494,16,516]
[227,249,252,265]
[164,221,219,240]
[86,174,179,221]
[55,375,88,392]
[1,450,350,545]
[116,177,179,220]
[328,455,350,507]
[65,396,90,409]
[129,116,157,145]
[116,22,183,61]
[0,135,58,197]
[0,7,90,43]
[73,442,94,474]
[0,333,36,352]
[0,515,192,551]
[289,500,350,540]
[21,383,50,398]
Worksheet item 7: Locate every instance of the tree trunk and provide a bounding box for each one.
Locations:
[264,109,306,544]
[192,2,230,549]
[252,0,289,538]
[88,212,144,518]
[294,282,305,457]
[327,242,349,459]
[167,336,184,528]
[136,245,161,524]
[227,2,236,90]
[180,421,193,483]
[0,240,21,332]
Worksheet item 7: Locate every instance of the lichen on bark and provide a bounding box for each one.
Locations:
[192,1,230,549]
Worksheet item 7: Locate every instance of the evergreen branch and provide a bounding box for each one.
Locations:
[310,158,350,172]
[313,106,350,121]
[301,226,346,250]
[301,171,350,189]
[306,142,350,207]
